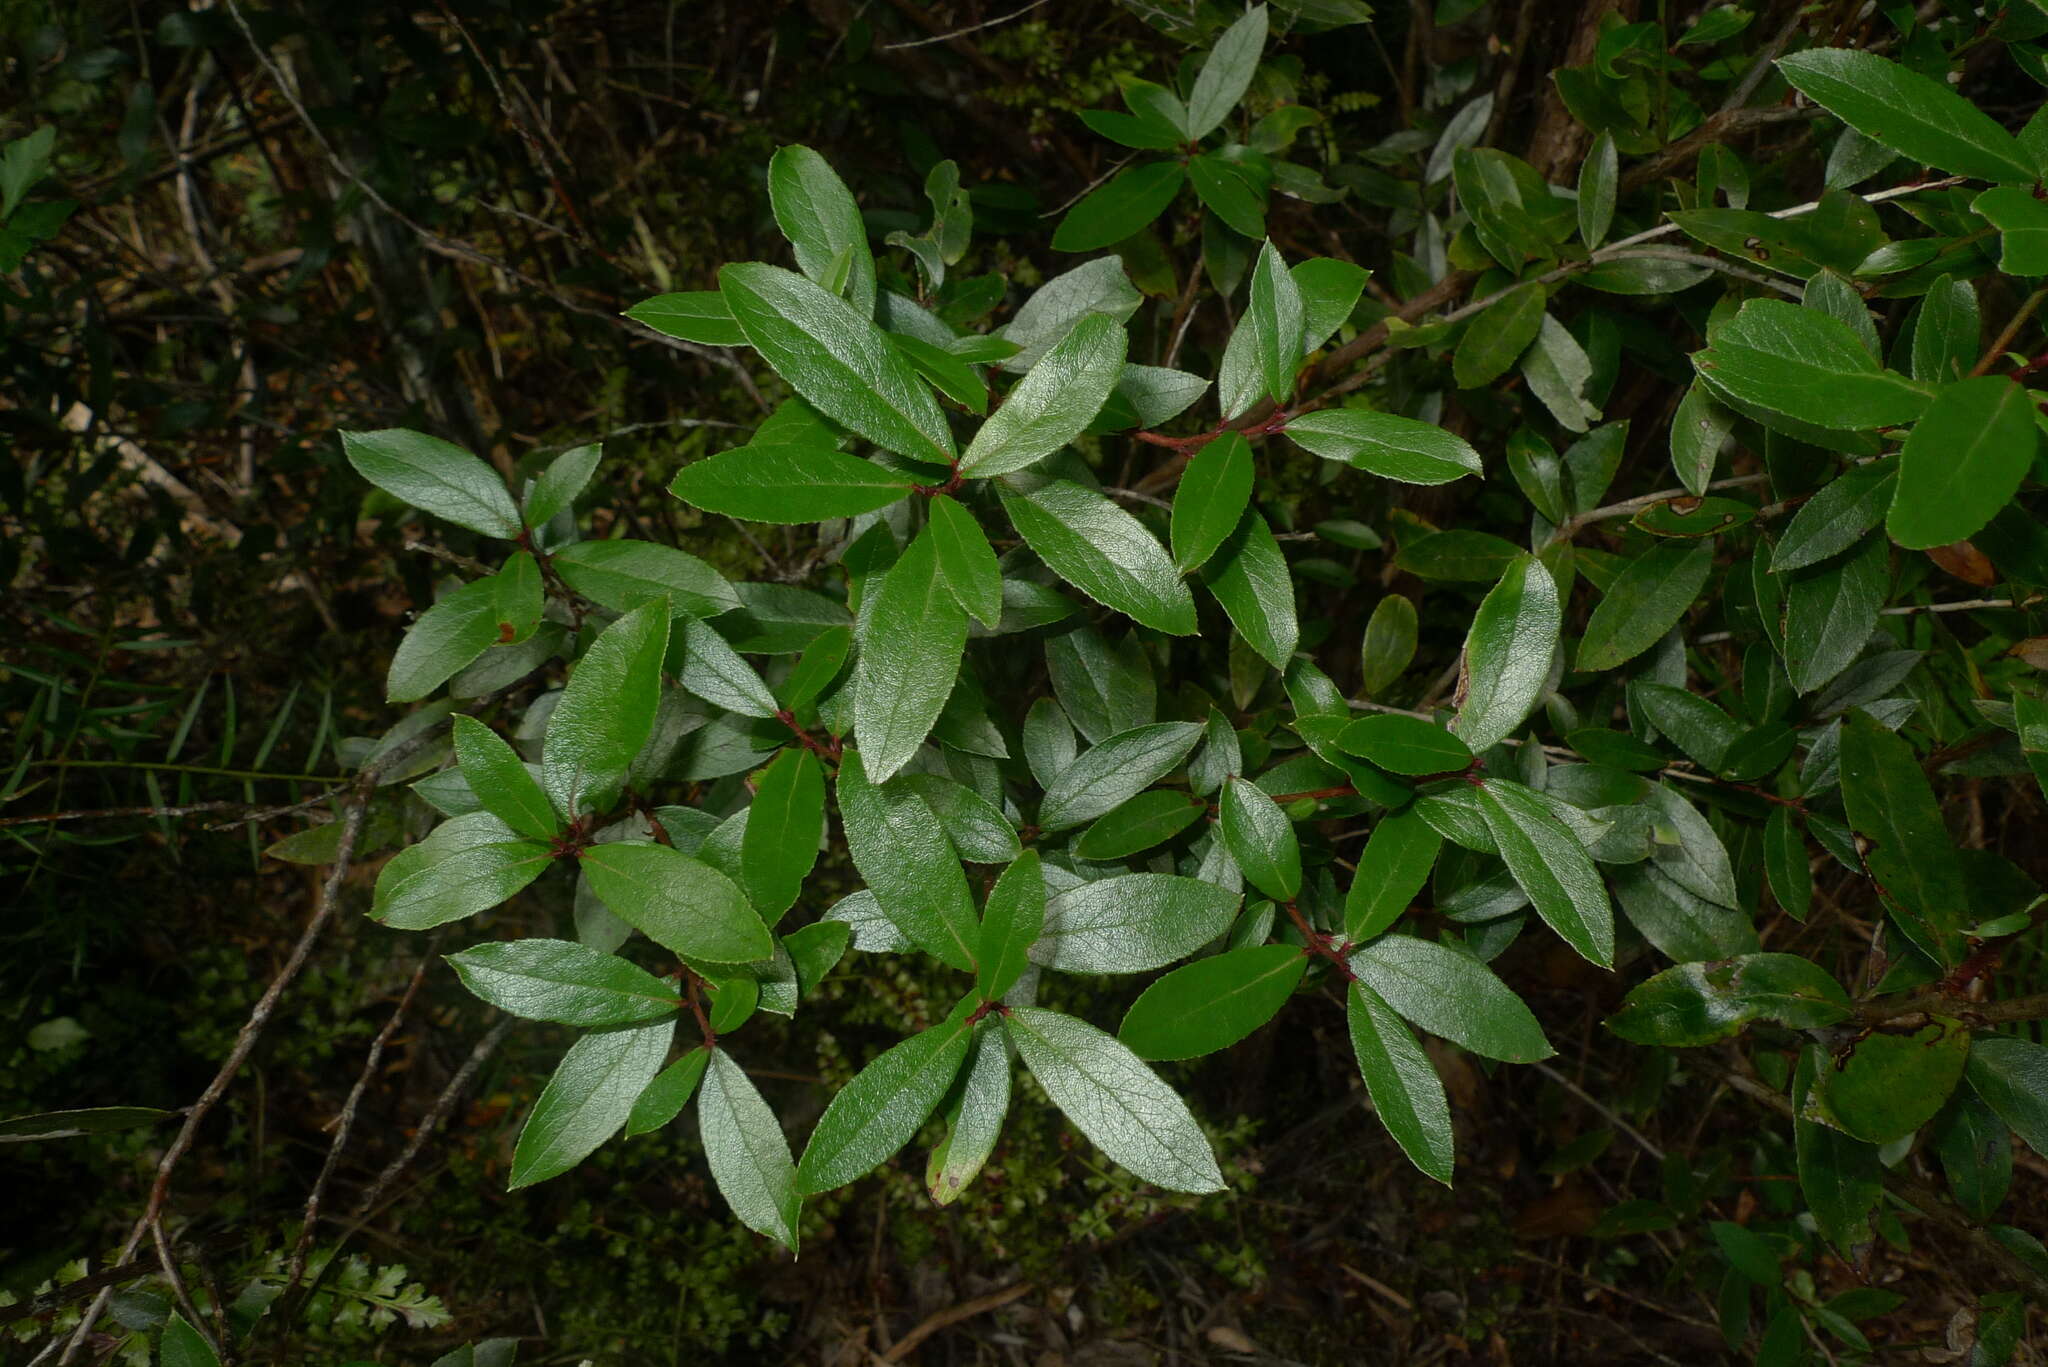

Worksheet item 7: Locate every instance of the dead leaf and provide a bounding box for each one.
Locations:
[1204,1326,1258,1353]
[1514,1181,1601,1238]
[1927,540,1998,588]
[2011,637,2048,671]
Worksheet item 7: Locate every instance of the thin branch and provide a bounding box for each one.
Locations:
[881,0,1050,49]
[0,799,245,830]
[1530,1061,1666,1163]
[1560,473,1773,535]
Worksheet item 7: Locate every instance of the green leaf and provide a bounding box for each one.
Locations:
[509,1016,674,1188]
[542,602,670,819]
[798,1011,974,1192]
[491,551,542,646]
[160,1312,222,1367]
[668,444,917,523]
[1839,709,1967,966]
[1032,872,1239,974]
[451,716,559,840]
[1079,108,1183,151]
[624,292,744,346]
[676,617,779,719]
[1575,540,1713,673]
[962,314,1125,477]
[781,626,852,710]
[1187,5,1267,139]
[899,774,1019,861]
[1578,130,1617,249]
[0,1106,173,1143]
[1965,1035,2048,1159]
[785,920,851,1000]
[1188,153,1267,239]
[1336,715,1472,775]
[579,842,774,964]
[626,1046,711,1136]
[1348,980,1454,1185]
[0,125,55,219]
[1763,806,1813,921]
[1888,377,2037,550]
[1294,257,1369,352]
[1202,509,1297,669]
[1911,275,1980,385]
[1052,161,1186,252]
[1628,681,1742,771]
[1521,315,1601,432]
[1770,461,1896,573]
[1112,363,1211,428]
[387,577,502,703]
[1286,409,1483,484]
[976,850,1047,1000]
[550,539,739,620]
[1221,776,1301,901]
[926,494,1004,627]
[1359,594,1419,695]
[1002,480,1197,635]
[1454,557,1560,752]
[768,144,877,316]
[927,1025,1011,1204]
[1246,240,1306,404]
[1345,807,1443,942]
[721,262,955,465]
[698,1049,802,1249]
[837,749,981,972]
[1346,934,1553,1062]
[1669,382,1735,497]
[522,442,601,529]
[1076,789,1207,859]
[1006,1006,1224,1192]
[448,939,680,1026]
[1605,954,1851,1045]
[998,258,1143,372]
[1819,1018,1969,1144]
[1780,535,1885,696]
[1793,1045,1883,1254]
[1477,779,1614,968]
[1932,1090,2011,1222]
[740,747,824,923]
[1038,721,1204,829]
[1171,432,1256,573]
[854,524,967,781]
[372,813,553,930]
[889,331,987,413]
[1694,298,1931,430]
[1776,48,2036,184]
[1452,285,1546,390]
[343,429,521,538]
[1121,944,1305,1060]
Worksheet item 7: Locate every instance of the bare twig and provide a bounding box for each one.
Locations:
[882,0,1050,49]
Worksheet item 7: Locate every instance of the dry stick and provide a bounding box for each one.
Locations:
[1968,287,2047,378]
[881,0,1051,49]
[347,1016,515,1224]
[285,950,437,1291]
[55,794,370,1365]
[1560,472,1773,535]
[1529,1061,1666,1163]
[0,799,245,830]
[878,1281,1034,1362]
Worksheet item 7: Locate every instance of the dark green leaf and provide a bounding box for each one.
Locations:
[1794,1046,1882,1254]
[1171,432,1256,572]
[962,314,1126,476]
[1477,779,1614,968]
[1076,788,1207,859]
[1348,980,1454,1185]
[542,601,670,819]
[1287,409,1483,484]
[786,920,851,1000]
[1605,954,1851,1045]
[0,1106,172,1143]
[579,842,774,964]
[1965,1034,2048,1159]
[927,1025,1012,1204]
[1002,480,1197,635]
[1575,540,1713,672]
[491,551,542,645]
[1220,776,1301,901]
[626,1047,711,1136]
[1783,535,1888,694]
[668,444,917,524]
[1052,161,1186,252]
[509,1016,674,1188]
[522,443,601,529]
[1628,681,1742,770]
[1032,872,1239,974]
[1764,805,1813,920]
[161,1313,221,1367]
[1776,48,2035,184]
[1669,382,1734,497]
[721,262,954,465]
[551,539,738,619]
[1121,944,1305,1060]
[449,939,679,1026]
[625,292,744,346]
[1770,461,1896,573]
[1839,709,1967,965]
[1202,509,1297,669]
[926,494,1004,627]
[343,429,520,538]
[372,813,552,930]
[1578,131,1617,249]
[976,851,1046,1000]
[837,749,980,971]
[1335,715,1472,775]
[1888,377,2037,550]
[854,525,968,781]
[1038,721,1204,829]
[799,1011,973,1192]
[1186,5,1268,139]
[1006,1006,1224,1192]
[1347,934,1553,1062]
[452,716,559,840]
[1694,299,1931,430]
[698,1049,801,1249]
[1911,275,1979,385]
[899,774,1019,861]
[1188,153,1267,239]
[1931,1090,2012,1221]
[1246,240,1305,405]
[1452,285,1546,389]
[1294,257,1370,352]
[387,577,502,703]
[1359,594,1418,695]
[740,747,824,923]
[1344,808,1442,942]
[1454,557,1560,752]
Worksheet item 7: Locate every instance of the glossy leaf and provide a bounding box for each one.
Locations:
[1002,480,1197,634]
[372,813,552,931]
[1453,557,1560,752]
[976,850,1046,1001]
[1347,934,1553,1063]
[387,577,502,704]
[1031,872,1239,974]
[1202,508,1298,669]
[1888,377,2036,550]
[509,1016,674,1189]
[1776,48,2035,184]
[854,525,968,781]
[1336,714,1472,775]
[1171,432,1256,572]
[668,444,917,523]
[1186,5,1267,139]
[1245,240,1305,405]
[626,1047,711,1136]
[542,601,669,819]
[740,747,825,922]
[1912,275,1979,385]
[927,1024,1011,1204]
[720,262,954,465]
[837,749,980,972]
[579,842,775,964]
[962,314,1126,476]
[1344,808,1442,942]
[1694,298,1930,430]
[1793,1045,1883,1254]
[1120,944,1306,1060]
[1220,776,1301,901]
[1037,721,1203,829]
[1575,540,1713,673]
[343,428,520,538]
[798,1010,973,1192]
[1839,709,1967,966]
[452,716,559,840]
[449,938,679,1026]
[768,143,877,316]
[1782,535,1888,694]
[1188,152,1266,240]
[1076,789,1207,858]
[1477,779,1614,968]
[1006,1006,1224,1193]
[1359,594,1418,695]
[625,291,744,346]
[698,1049,802,1249]
[161,1314,222,1367]
[1669,381,1734,497]
[677,617,779,719]
[1819,1017,1968,1144]
[1286,409,1483,484]
[926,494,1003,627]
[1348,980,1454,1185]
[1451,285,1545,390]
[1606,954,1851,1045]
[1052,161,1186,252]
